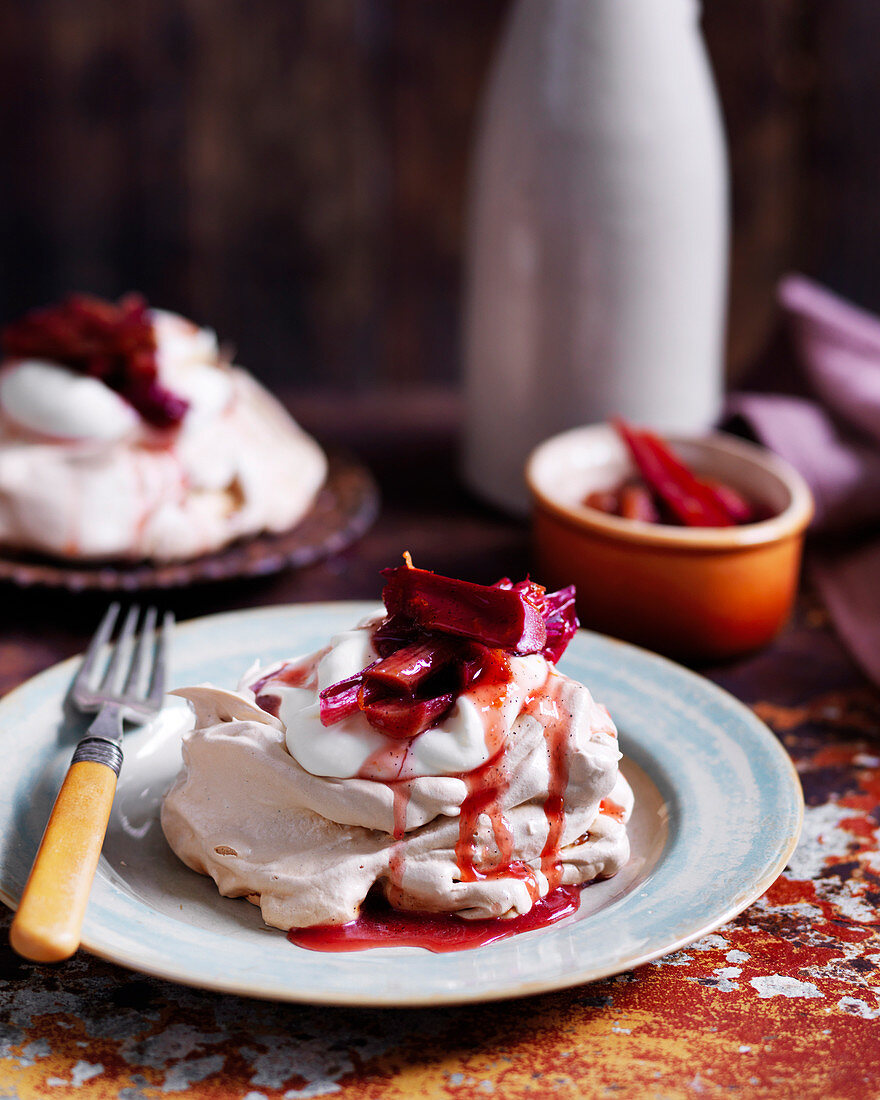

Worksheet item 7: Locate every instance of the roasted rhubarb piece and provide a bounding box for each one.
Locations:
[584,489,620,516]
[703,479,755,525]
[382,561,547,654]
[359,691,457,740]
[614,419,733,528]
[366,637,462,692]
[619,483,660,523]
[318,558,579,740]
[319,637,507,739]
[583,421,759,527]
[319,669,374,725]
[1,294,188,428]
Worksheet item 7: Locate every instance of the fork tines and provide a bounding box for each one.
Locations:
[71,603,173,718]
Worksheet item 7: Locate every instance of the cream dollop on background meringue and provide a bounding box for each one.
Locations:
[0,309,326,561]
[161,623,633,930]
[0,360,140,441]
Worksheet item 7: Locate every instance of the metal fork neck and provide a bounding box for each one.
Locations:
[87,704,125,742]
[72,704,126,776]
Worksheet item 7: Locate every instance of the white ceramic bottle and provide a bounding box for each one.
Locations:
[462,0,729,514]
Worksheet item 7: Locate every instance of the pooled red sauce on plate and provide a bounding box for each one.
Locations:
[287,884,582,953]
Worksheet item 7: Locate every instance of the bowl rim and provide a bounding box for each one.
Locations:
[525,425,815,551]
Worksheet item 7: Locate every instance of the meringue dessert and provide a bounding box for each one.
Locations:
[0,294,326,561]
[162,557,633,940]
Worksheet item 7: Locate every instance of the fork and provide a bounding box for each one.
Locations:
[10,603,173,963]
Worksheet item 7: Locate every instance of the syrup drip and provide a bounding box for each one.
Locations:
[453,652,541,901]
[599,798,626,823]
[391,781,409,840]
[252,657,319,717]
[63,473,82,556]
[130,451,153,546]
[524,673,571,891]
[287,885,582,954]
[452,754,540,899]
[127,448,189,555]
[358,738,410,781]
[387,782,407,886]
[370,650,523,899]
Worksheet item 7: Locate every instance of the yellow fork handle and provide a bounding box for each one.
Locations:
[10,760,118,963]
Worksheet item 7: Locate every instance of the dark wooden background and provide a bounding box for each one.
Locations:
[1,0,878,389]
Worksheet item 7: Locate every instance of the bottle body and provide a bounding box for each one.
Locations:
[462,0,729,514]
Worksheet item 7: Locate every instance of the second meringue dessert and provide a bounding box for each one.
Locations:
[162,557,633,941]
[0,294,326,561]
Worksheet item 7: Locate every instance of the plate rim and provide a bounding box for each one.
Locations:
[0,601,804,1006]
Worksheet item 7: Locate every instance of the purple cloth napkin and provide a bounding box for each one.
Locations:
[727,274,880,685]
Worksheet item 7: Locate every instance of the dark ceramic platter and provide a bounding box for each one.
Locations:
[0,450,379,591]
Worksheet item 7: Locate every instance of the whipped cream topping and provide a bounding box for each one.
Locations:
[162,621,633,929]
[252,620,550,781]
[0,360,140,441]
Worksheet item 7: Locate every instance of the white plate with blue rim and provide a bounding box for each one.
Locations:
[0,602,803,1005]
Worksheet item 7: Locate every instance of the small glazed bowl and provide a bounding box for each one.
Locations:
[526,424,814,662]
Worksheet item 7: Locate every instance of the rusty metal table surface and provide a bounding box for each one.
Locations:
[1,391,879,1100]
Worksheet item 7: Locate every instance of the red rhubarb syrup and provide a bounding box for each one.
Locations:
[286,884,582,953]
